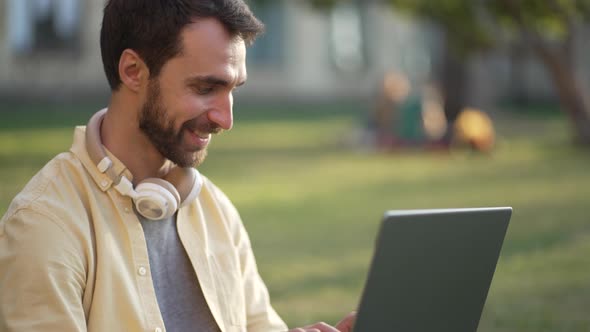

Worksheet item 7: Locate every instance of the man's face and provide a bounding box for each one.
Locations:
[139,18,247,167]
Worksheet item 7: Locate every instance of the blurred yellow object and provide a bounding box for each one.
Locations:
[453,108,495,152]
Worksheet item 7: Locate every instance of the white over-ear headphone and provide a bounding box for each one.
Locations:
[85,109,203,220]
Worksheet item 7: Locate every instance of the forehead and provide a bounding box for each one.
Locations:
[173,18,246,78]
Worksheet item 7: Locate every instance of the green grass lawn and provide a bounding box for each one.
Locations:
[1,102,589,331]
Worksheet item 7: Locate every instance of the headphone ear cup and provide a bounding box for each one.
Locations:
[164,167,203,207]
[134,178,181,220]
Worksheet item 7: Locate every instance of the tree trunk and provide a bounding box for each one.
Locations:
[437,32,469,144]
[529,38,590,145]
[499,0,590,145]
[441,48,468,123]
[509,43,529,105]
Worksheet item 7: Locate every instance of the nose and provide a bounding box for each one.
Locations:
[206,92,233,130]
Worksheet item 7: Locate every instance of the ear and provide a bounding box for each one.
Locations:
[118,49,149,93]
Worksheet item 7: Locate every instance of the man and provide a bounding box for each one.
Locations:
[0,1,355,331]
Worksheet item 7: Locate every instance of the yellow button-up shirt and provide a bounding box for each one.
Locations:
[0,126,287,332]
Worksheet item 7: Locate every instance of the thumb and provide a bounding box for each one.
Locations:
[335,311,357,332]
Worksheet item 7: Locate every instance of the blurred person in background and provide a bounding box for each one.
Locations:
[368,71,411,149]
[0,1,355,331]
[367,71,448,151]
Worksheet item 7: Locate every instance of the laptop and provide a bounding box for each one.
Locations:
[353,207,512,332]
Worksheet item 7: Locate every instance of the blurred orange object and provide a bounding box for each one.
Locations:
[453,108,495,152]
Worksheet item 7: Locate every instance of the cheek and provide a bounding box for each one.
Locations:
[182,93,212,119]
[162,84,212,121]
[164,91,204,121]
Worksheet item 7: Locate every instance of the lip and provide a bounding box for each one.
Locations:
[185,128,210,149]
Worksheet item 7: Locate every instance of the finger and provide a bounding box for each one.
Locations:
[304,322,340,332]
[336,311,357,332]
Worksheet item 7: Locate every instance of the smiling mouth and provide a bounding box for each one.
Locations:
[188,128,209,139]
[184,128,211,149]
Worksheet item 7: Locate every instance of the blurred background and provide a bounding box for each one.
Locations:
[1,0,589,331]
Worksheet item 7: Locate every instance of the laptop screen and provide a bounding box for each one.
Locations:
[353,207,511,332]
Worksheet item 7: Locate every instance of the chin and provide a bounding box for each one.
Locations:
[174,149,207,168]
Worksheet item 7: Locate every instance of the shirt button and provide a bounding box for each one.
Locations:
[138,266,147,276]
[124,207,130,213]
[100,180,108,188]
[155,328,162,332]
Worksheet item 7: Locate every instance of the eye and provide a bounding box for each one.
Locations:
[194,85,215,95]
[233,82,246,93]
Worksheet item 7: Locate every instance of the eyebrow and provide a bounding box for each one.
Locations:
[185,75,247,88]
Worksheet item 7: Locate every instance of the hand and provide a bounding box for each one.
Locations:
[335,311,357,332]
[288,311,357,332]
[288,321,339,332]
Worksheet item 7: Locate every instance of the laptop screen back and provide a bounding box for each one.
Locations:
[353,207,512,332]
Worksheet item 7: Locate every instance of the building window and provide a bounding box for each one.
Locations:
[7,0,81,55]
[329,1,368,73]
[248,1,285,66]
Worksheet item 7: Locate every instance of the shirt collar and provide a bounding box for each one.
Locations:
[70,125,134,192]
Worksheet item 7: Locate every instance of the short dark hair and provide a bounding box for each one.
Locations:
[100,0,264,90]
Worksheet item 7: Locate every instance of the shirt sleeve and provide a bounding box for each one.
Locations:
[237,228,288,332]
[208,181,288,332]
[0,208,87,331]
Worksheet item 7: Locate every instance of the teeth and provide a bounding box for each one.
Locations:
[189,129,208,139]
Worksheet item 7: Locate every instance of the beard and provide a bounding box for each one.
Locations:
[138,80,219,167]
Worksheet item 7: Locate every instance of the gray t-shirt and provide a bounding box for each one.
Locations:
[139,213,220,332]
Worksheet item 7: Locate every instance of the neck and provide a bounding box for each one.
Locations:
[101,93,169,183]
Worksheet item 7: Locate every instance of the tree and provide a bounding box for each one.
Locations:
[489,0,590,144]
[386,0,495,143]
[390,0,590,145]
[298,0,590,145]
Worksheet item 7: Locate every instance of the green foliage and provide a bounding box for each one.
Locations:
[1,103,590,331]
[299,0,590,55]
[387,0,590,54]
[388,0,495,55]
[488,0,590,40]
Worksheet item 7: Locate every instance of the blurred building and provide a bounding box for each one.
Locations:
[0,0,588,106]
[0,0,106,100]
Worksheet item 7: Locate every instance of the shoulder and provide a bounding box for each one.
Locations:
[4,152,82,213]
[1,152,91,250]
[1,207,82,254]
[199,175,240,218]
